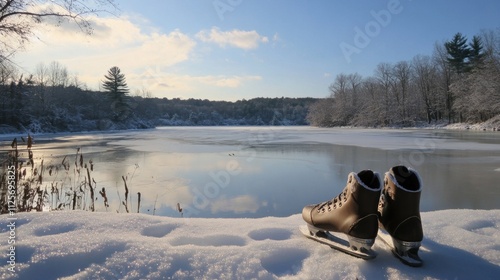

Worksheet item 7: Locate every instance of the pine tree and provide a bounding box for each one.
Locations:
[102,66,129,95]
[102,66,131,121]
[445,33,471,74]
[468,35,485,70]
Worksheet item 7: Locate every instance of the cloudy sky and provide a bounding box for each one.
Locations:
[14,0,500,101]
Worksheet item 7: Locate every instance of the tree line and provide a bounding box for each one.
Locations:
[0,63,315,133]
[307,30,500,127]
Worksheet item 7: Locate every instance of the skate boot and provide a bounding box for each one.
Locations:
[378,165,424,267]
[300,170,382,259]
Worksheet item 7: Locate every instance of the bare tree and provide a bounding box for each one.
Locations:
[347,73,362,109]
[328,73,351,125]
[374,63,395,125]
[0,0,117,64]
[351,77,384,126]
[0,60,17,85]
[480,28,500,73]
[433,42,455,123]
[412,55,442,123]
[393,61,412,123]
[34,62,49,86]
[48,61,69,87]
[306,98,335,127]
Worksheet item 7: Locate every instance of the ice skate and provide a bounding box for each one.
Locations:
[300,170,382,260]
[377,165,424,267]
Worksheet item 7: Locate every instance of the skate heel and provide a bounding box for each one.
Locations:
[347,236,375,254]
[392,238,423,267]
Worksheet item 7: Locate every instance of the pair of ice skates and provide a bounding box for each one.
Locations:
[301,165,424,267]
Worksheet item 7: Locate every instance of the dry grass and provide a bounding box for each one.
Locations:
[0,135,137,214]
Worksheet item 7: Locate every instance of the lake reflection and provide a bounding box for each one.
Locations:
[1,127,499,218]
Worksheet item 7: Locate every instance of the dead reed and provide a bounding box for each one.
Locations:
[0,135,138,214]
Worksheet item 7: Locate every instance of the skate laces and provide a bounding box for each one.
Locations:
[317,187,348,212]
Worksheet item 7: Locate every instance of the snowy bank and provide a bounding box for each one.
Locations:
[1,210,499,279]
[443,115,500,131]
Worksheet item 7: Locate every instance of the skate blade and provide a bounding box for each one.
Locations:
[377,229,423,267]
[299,225,377,260]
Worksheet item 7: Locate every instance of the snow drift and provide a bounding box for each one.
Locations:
[1,209,499,279]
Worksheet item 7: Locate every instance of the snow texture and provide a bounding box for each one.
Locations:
[1,210,499,279]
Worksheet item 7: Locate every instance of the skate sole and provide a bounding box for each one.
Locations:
[299,225,377,260]
[377,229,423,267]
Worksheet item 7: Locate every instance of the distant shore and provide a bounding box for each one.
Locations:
[1,115,499,136]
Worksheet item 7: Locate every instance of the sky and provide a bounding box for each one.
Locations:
[13,0,500,101]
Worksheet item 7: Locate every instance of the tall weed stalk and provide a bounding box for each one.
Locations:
[0,136,98,213]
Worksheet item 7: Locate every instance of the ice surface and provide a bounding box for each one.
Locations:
[1,127,499,278]
[1,210,499,279]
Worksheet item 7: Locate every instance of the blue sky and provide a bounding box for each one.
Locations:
[15,0,500,101]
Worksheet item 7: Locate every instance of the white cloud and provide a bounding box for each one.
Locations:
[196,75,262,88]
[15,8,264,99]
[196,27,268,50]
[135,71,262,92]
[273,32,280,42]
[28,16,196,71]
[18,12,196,91]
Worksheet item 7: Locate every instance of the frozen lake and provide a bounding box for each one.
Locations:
[1,126,499,218]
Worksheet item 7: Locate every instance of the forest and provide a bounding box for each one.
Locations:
[3,30,499,133]
[307,30,500,127]
[1,3,499,133]
[0,66,316,133]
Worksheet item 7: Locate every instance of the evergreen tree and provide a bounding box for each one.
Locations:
[468,35,485,70]
[445,33,471,74]
[102,66,129,95]
[102,66,131,121]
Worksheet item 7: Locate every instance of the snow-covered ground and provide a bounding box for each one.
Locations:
[1,125,498,279]
[443,115,500,131]
[1,210,499,279]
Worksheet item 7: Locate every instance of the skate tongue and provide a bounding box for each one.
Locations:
[357,170,378,189]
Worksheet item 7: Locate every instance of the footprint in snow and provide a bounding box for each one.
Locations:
[248,228,292,241]
[170,234,247,247]
[141,224,179,238]
[260,248,309,277]
[33,223,78,237]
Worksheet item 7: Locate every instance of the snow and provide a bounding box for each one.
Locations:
[1,210,499,279]
[1,127,499,279]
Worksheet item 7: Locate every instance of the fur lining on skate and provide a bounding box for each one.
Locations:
[386,168,422,192]
[349,172,382,191]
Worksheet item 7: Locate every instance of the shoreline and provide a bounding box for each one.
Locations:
[1,118,499,137]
